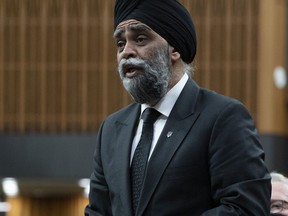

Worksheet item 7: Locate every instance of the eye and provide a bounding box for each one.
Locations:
[116,40,126,51]
[271,203,282,208]
[271,200,284,211]
[136,35,148,45]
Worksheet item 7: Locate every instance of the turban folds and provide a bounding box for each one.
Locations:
[114,0,197,64]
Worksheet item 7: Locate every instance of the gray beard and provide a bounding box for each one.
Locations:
[118,47,171,105]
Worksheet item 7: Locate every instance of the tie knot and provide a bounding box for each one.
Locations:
[141,108,161,124]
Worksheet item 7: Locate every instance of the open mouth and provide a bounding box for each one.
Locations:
[123,64,143,78]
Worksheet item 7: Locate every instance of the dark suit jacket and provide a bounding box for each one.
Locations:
[85,78,271,216]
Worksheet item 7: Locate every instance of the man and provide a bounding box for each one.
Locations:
[85,0,271,215]
[270,172,288,216]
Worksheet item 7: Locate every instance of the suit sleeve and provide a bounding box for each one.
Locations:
[201,101,271,216]
[84,121,113,216]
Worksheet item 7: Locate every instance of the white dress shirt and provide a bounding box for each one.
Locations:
[130,73,189,164]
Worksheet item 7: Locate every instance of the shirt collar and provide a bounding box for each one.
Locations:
[141,73,189,117]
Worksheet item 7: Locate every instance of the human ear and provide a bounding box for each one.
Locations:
[170,46,181,62]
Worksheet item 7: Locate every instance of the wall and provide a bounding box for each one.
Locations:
[257,0,288,135]
[6,196,87,216]
[0,0,268,133]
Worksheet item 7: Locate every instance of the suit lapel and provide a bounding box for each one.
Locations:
[137,79,201,216]
[114,104,141,215]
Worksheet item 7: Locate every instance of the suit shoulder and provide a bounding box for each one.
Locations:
[198,87,246,111]
[104,103,139,123]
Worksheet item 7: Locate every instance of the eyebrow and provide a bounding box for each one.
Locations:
[113,24,152,39]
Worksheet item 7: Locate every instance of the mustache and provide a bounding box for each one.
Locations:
[118,58,147,76]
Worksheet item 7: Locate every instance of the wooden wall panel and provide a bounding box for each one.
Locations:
[257,0,288,135]
[0,0,129,133]
[6,196,88,216]
[0,1,3,130]
[182,0,260,119]
[0,0,286,134]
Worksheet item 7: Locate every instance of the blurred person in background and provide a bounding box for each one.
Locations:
[270,172,288,216]
[85,0,271,215]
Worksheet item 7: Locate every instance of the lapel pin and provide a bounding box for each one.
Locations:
[166,131,173,138]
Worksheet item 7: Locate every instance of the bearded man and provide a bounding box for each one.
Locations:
[85,0,271,215]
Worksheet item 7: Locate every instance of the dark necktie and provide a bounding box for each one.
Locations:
[131,108,161,213]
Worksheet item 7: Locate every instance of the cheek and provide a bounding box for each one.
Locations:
[139,44,162,59]
[117,53,121,63]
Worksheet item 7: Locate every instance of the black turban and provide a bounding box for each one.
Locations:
[114,0,197,63]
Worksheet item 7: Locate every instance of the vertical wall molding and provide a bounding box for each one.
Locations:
[257,0,288,135]
[0,0,286,135]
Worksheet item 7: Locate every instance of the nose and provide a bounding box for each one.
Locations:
[121,41,137,59]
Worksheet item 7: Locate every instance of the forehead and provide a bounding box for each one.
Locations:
[272,181,288,200]
[114,19,154,37]
[116,19,143,29]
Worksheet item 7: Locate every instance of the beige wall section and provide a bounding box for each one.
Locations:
[0,0,288,134]
[6,196,88,216]
[257,0,288,135]
[0,0,287,134]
